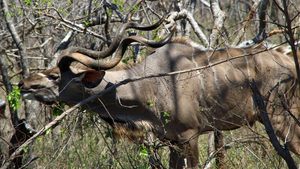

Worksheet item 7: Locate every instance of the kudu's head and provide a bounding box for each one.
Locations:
[18,17,175,104]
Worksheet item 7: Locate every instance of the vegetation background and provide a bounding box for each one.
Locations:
[0,0,299,168]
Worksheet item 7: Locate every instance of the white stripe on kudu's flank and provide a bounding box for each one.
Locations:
[210,53,220,94]
[241,49,251,79]
[191,48,206,91]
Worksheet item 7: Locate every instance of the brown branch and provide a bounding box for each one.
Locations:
[273,0,285,13]
[282,0,300,88]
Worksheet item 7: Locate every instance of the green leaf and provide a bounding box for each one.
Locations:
[147,100,154,106]
[138,145,149,157]
[83,20,90,25]
[52,101,65,116]
[37,137,43,142]
[46,128,52,135]
[163,111,170,117]
[122,59,128,64]
[139,149,149,157]
[23,146,28,153]
[41,0,47,5]
[7,86,21,110]
[133,5,139,12]
[24,0,32,5]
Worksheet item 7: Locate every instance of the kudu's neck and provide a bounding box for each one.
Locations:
[83,67,150,114]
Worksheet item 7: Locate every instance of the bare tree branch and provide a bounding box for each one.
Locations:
[43,10,109,42]
[2,0,30,78]
[281,0,300,87]
[250,79,297,169]
[200,0,210,7]
[209,2,226,47]
[162,9,208,45]
[182,0,197,37]
[231,0,261,46]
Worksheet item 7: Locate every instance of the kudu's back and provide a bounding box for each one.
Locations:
[135,42,299,150]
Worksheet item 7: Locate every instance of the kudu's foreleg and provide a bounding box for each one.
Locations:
[169,136,199,169]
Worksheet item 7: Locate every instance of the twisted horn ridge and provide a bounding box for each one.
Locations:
[58,26,176,71]
[58,15,167,61]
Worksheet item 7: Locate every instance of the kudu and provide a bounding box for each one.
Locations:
[18,17,300,168]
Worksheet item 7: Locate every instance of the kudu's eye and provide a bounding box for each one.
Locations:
[31,84,40,89]
[49,74,59,80]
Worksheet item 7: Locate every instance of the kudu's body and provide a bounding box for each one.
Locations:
[18,19,300,168]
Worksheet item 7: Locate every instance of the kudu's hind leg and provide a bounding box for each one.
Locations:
[169,137,199,169]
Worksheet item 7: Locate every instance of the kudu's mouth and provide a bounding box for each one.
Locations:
[20,91,36,100]
[20,90,56,104]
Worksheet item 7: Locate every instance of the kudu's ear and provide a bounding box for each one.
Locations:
[79,70,105,88]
